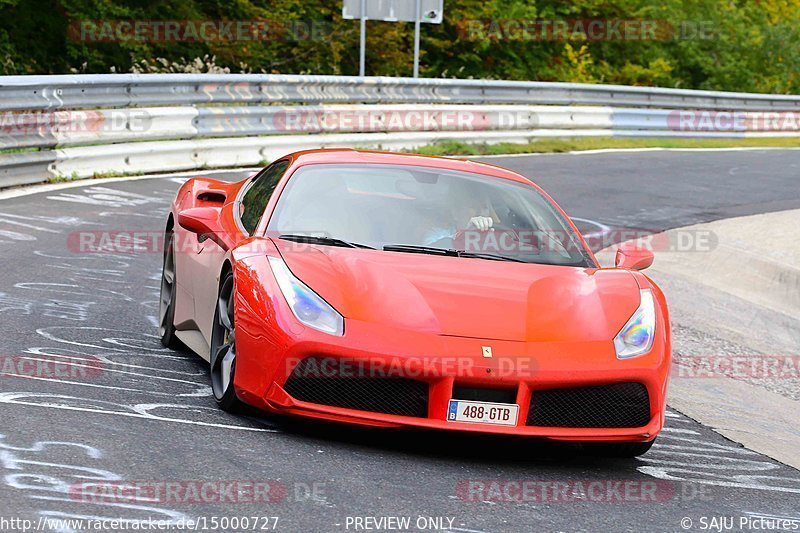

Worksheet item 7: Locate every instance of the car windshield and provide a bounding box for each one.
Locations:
[267,163,594,267]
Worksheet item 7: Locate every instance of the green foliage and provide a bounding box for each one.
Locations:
[413,136,800,156]
[0,0,798,93]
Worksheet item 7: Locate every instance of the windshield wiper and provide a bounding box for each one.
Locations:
[383,245,525,263]
[279,234,374,249]
[383,244,460,256]
[458,252,527,263]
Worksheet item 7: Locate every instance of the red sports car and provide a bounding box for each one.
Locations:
[159,149,670,456]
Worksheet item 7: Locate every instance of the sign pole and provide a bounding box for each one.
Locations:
[413,0,421,77]
[343,0,442,76]
[359,0,366,76]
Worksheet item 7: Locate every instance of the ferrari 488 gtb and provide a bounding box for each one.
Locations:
[159,149,670,457]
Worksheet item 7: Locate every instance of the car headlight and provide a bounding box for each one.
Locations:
[614,289,656,359]
[268,256,344,336]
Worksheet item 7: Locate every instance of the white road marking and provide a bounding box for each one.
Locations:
[639,411,800,493]
[0,169,258,201]
[0,393,277,432]
[660,428,701,435]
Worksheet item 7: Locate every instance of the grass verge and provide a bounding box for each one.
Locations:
[411,137,800,156]
[47,170,145,184]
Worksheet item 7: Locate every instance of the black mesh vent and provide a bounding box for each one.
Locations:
[527,382,650,428]
[283,357,429,418]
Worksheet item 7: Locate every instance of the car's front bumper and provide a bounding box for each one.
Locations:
[236,316,670,443]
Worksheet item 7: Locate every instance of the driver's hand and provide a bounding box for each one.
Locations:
[468,216,494,231]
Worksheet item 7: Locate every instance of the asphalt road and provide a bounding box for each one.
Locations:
[0,149,799,533]
[488,149,800,234]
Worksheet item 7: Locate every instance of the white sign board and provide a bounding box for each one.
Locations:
[343,0,444,24]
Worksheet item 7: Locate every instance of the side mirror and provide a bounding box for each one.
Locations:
[177,207,229,251]
[615,243,654,271]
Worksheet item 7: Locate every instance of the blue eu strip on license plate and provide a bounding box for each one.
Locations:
[447,399,519,426]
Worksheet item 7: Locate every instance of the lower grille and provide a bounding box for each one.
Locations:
[283,357,429,417]
[527,382,651,428]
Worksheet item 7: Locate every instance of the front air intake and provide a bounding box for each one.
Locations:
[283,356,429,418]
[527,382,651,428]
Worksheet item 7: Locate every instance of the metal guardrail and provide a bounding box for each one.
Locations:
[1,74,799,188]
[4,74,800,111]
[1,105,616,150]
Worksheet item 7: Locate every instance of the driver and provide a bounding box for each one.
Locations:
[422,182,496,247]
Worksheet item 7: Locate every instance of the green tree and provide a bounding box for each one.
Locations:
[1,0,798,94]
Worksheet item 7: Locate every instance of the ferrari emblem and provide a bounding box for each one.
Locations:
[482,346,493,358]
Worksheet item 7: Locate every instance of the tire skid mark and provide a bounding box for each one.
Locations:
[23,347,205,377]
[0,392,278,433]
[0,181,270,440]
[46,187,169,208]
[0,393,274,432]
[2,174,798,531]
[0,433,189,531]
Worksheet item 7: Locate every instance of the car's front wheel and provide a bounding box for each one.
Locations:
[210,271,243,412]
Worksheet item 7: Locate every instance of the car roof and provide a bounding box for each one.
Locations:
[285,149,536,186]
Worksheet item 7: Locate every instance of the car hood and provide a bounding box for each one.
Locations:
[275,241,641,342]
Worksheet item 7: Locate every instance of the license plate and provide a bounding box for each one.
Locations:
[447,400,519,426]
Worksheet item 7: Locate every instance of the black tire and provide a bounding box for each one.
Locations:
[209,271,243,412]
[158,229,181,349]
[586,438,656,458]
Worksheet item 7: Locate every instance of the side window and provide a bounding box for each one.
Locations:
[239,160,290,235]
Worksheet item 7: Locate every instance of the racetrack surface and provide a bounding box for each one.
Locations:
[1,150,799,532]
[489,149,800,234]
